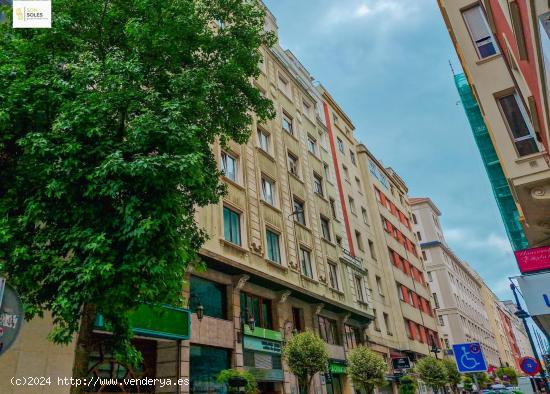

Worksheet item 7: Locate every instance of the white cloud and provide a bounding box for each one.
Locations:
[444,228,513,255]
[324,0,422,27]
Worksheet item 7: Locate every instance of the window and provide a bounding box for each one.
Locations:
[287,152,299,177]
[190,276,227,319]
[282,112,293,135]
[258,128,270,153]
[240,292,272,329]
[221,151,237,182]
[328,262,339,290]
[292,307,304,332]
[348,196,356,214]
[362,207,369,225]
[323,163,331,183]
[344,325,362,349]
[336,236,342,247]
[307,135,317,155]
[293,198,306,225]
[337,137,344,153]
[329,198,338,219]
[427,271,433,282]
[433,292,440,309]
[355,230,364,251]
[462,5,498,59]
[300,248,313,278]
[261,176,275,206]
[266,229,281,264]
[422,250,427,260]
[498,93,539,156]
[355,275,365,302]
[438,315,445,326]
[318,315,340,345]
[320,216,331,241]
[350,150,356,165]
[376,276,384,296]
[368,240,376,260]
[355,177,361,191]
[313,173,324,196]
[278,74,291,97]
[412,213,417,224]
[223,206,241,245]
[416,231,422,241]
[303,100,312,118]
[373,309,380,331]
[342,165,349,181]
[383,313,392,335]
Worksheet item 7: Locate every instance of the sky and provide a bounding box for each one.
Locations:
[263,0,521,301]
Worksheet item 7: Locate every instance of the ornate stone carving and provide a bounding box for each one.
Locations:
[531,184,550,200]
[313,303,324,315]
[233,274,250,290]
[276,290,292,304]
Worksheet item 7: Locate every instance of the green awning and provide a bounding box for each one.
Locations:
[94,304,191,341]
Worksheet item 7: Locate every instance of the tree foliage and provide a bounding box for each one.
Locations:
[347,346,387,394]
[415,357,448,391]
[282,331,328,394]
[0,0,274,367]
[442,358,462,390]
[496,367,518,386]
[399,375,417,394]
[217,369,258,394]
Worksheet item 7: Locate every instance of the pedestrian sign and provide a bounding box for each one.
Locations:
[452,342,487,373]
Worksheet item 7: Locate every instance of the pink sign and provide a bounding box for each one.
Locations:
[514,245,550,273]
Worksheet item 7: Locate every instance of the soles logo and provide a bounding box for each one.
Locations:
[13,0,51,28]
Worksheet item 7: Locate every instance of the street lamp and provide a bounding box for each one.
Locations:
[187,293,204,321]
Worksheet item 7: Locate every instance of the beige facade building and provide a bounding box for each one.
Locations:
[410,198,500,367]
[0,4,443,394]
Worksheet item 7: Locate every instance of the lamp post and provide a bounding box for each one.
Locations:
[510,282,550,392]
[187,293,204,321]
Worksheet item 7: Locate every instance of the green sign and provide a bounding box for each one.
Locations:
[329,361,347,375]
[95,304,190,341]
[243,335,282,354]
[243,326,282,341]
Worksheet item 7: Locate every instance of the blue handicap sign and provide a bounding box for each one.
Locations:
[452,342,488,373]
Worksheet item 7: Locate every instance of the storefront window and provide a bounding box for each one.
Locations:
[318,315,340,345]
[190,276,227,320]
[190,345,230,394]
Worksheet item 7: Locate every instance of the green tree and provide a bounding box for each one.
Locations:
[399,375,417,394]
[463,376,474,392]
[415,357,448,393]
[217,369,258,394]
[347,346,387,394]
[282,331,328,394]
[442,358,462,393]
[496,367,518,386]
[0,0,274,391]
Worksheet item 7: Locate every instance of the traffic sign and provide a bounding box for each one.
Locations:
[519,356,541,376]
[452,342,488,373]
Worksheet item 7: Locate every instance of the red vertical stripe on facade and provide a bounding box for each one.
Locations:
[322,101,355,256]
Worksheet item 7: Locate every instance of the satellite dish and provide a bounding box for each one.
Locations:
[0,280,24,356]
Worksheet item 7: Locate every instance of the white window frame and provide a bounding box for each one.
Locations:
[258,128,270,153]
[462,4,499,59]
[221,151,238,183]
[261,176,276,206]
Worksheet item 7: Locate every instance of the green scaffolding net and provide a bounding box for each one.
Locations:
[454,73,528,251]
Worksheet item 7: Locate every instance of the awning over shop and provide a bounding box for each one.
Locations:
[94,304,191,341]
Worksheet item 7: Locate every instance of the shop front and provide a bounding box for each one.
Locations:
[242,326,284,394]
[325,360,347,394]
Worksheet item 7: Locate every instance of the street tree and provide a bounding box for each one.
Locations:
[399,375,417,394]
[347,346,387,394]
[217,369,258,394]
[496,367,518,386]
[282,331,328,394]
[0,0,274,392]
[415,357,448,394]
[442,358,462,393]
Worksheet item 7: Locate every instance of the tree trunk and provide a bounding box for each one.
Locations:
[70,303,97,394]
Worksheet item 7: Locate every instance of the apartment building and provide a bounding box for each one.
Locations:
[502,300,536,360]
[437,0,550,336]
[0,5,445,394]
[410,198,500,367]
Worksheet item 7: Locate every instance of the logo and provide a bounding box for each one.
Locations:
[12,0,51,28]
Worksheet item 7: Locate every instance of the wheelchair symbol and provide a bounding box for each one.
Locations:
[460,346,480,370]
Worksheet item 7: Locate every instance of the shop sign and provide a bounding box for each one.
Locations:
[392,357,411,370]
[243,335,281,354]
[514,246,550,273]
[0,281,24,356]
[329,361,347,374]
[516,272,550,316]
